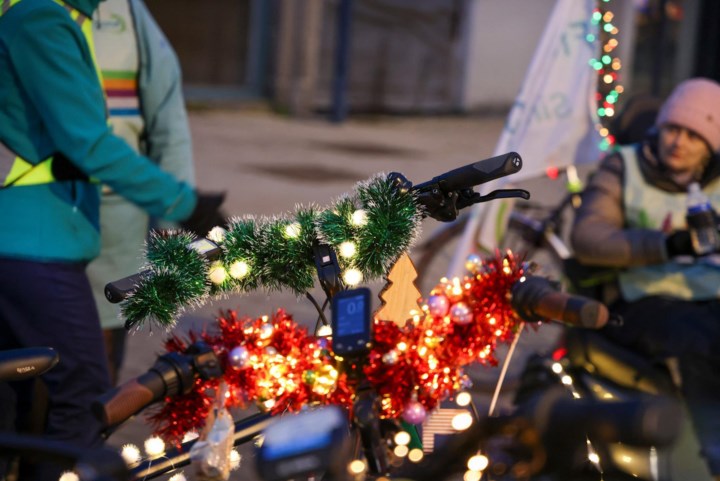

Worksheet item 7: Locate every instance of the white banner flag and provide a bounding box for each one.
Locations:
[448,0,602,277]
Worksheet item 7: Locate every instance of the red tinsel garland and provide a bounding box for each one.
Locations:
[148,251,534,443]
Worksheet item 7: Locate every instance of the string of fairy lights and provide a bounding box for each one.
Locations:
[56,4,626,481]
[591,0,624,151]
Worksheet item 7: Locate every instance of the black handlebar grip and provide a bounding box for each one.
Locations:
[413,152,522,193]
[92,371,168,428]
[529,386,682,447]
[0,347,59,382]
[511,276,609,329]
[104,270,152,304]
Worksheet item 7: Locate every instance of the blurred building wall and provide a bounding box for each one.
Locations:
[145,0,718,114]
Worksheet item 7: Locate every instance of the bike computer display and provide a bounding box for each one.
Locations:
[331,287,372,356]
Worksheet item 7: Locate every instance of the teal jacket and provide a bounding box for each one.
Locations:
[0,0,197,262]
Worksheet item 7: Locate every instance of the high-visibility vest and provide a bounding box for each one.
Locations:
[0,0,102,188]
[618,145,720,301]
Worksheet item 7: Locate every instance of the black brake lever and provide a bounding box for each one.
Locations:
[474,188,530,203]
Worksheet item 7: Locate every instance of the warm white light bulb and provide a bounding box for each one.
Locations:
[463,470,482,481]
[394,431,411,446]
[121,443,141,465]
[393,445,409,457]
[343,268,363,286]
[338,241,357,258]
[351,209,368,226]
[208,263,228,285]
[455,391,472,407]
[408,448,424,462]
[451,412,473,431]
[229,260,249,279]
[348,459,367,474]
[316,325,333,337]
[467,454,489,472]
[230,449,242,470]
[144,436,166,458]
[59,472,80,481]
[284,222,301,238]
[207,226,227,243]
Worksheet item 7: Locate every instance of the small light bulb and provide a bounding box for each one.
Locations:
[351,209,368,226]
[207,226,227,243]
[408,448,424,462]
[316,325,333,337]
[393,445,409,457]
[463,470,482,481]
[121,443,141,465]
[451,412,473,431]
[144,436,166,458]
[348,459,367,474]
[208,263,228,285]
[230,449,242,470]
[394,431,411,446]
[229,260,250,279]
[467,454,489,472]
[284,222,301,238]
[59,472,80,481]
[338,241,357,258]
[343,268,363,286]
[456,391,472,407]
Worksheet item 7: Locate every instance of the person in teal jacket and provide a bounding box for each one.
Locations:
[0,0,211,479]
[87,0,196,386]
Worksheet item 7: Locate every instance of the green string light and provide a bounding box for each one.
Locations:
[593,0,623,152]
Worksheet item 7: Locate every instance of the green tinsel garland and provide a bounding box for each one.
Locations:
[121,174,424,329]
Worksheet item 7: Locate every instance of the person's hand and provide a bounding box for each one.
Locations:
[181,191,228,237]
[665,230,694,257]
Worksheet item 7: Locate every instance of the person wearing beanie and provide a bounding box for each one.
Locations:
[571,77,720,478]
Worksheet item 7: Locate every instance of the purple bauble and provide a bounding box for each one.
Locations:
[427,294,450,317]
[450,302,474,325]
[402,400,427,424]
[228,346,250,369]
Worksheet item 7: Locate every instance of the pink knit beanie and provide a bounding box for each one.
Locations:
[656,78,720,152]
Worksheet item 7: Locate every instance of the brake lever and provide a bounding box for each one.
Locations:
[455,187,530,210]
[473,188,530,203]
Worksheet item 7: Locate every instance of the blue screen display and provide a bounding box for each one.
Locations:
[335,294,366,336]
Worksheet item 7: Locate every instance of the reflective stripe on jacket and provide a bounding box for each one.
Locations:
[0,0,99,188]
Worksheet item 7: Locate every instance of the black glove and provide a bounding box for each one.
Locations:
[180,191,228,237]
[665,230,694,257]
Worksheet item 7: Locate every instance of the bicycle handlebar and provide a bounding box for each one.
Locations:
[0,347,59,382]
[411,151,522,193]
[0,432,131,481]
[92,344,222,430]
[105,153,524,304]
[394,385,682,481]
[526,386,682,447]
[511,275,609,329]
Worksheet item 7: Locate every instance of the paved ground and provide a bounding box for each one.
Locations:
[105,107,710,481]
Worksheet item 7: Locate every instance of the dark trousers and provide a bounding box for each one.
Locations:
[604,295,720,475]
[0,257,111,481]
